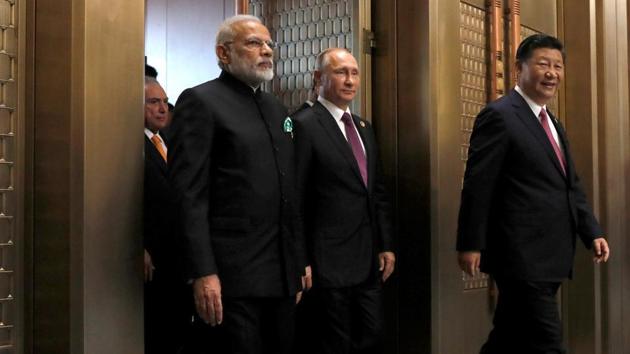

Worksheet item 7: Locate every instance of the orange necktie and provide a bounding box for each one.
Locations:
[150,135,167,163]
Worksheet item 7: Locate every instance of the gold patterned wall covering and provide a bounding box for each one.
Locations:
[459,1,489,290]
[250,0,354,111]
[0,0,16,352]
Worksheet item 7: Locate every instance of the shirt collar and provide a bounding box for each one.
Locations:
[318,96,352,123]
[515,85,546,120]
[144,128,162,140]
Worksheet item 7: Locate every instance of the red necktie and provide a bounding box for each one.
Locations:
[151,135,167,163]
[539,109,566,175]
[341,113,368,186]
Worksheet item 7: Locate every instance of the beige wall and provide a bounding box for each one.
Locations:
[145,0,236,102]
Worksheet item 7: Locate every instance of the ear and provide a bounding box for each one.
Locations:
[313,70,323,93]
[313,70,322,84]
[514,61,523,80]
[216,45,230,65]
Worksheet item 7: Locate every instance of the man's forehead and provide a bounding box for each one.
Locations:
[145,83,167,97]
[531,48,563,61]
[328,52,358,69]
[233,20,270,39]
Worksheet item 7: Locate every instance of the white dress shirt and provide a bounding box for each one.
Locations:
[514,85,562,149]
[317,96,365,153]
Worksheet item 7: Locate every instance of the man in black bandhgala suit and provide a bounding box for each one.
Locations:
[167,15,308,354]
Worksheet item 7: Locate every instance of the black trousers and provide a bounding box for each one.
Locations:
[298,278,383,354]
[145,272,193,354]
[481,278,566,354]
[186,296,296,354]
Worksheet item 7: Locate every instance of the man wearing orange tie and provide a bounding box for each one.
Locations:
[143,77,190,353]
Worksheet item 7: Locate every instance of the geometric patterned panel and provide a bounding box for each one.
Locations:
[250,0,354,111]
[0,0,16,352]
[459,2,487,170]
[460,1,489,291]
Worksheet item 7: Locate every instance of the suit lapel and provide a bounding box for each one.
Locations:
[510,91,566,179]
[313,103,366,188]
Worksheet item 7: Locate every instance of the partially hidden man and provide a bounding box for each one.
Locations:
[167,15,307,354]
[292,48,395,354]
[457,34,610,354]
[143,77,190,354]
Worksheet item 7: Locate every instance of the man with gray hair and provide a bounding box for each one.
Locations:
[293,47,395,354]
[168,15,307,353]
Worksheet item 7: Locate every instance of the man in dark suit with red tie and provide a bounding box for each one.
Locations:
[143,77,190,353]
[457,34,610,354]
[167,15,307,354]
[292,48,395,354]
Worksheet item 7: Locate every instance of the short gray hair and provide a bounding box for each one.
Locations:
[215,15,263,70]
[315,47,352,72]
[144,76,161,88]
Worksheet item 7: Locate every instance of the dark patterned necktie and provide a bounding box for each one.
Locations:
[341,113,367,186]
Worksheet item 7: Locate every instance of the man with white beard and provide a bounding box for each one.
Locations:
[168,15,308,354]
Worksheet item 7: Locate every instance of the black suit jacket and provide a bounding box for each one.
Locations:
[293,102,393,288]
[144,134,183,279]
[168,71,305,297]
[457,89,603,281]
[290,101,313,117]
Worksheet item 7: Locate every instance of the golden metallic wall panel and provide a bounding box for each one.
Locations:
[3,27,15,54]
[0,2,10,27]
[2,82,15,108]
[0,56,10,81]
[0,0,14,351]
[250,0,354,111]
[459,1,489,291]
[459,2,486,167]
[0,164,9,190]
[0,110,8,135]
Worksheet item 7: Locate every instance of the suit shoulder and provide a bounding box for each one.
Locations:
[474,96,515,125]
[175,80,218,106]
[291,106,317,124]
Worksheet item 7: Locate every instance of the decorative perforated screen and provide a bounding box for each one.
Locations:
[459,1,490,290]
[0,0,17,351]
[250,0,354,112]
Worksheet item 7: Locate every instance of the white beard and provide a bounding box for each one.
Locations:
[227,57,274,87]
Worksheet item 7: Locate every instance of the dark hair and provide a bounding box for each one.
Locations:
[515,34,565,64]
[145,64,158,78]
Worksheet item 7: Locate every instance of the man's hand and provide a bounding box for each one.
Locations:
[144,249,155,283]
[458,251,481,276]
[193,274,223,326]
[302,265,312,291]
[296,266,313,304]
[379,251,396,282]
[592,237,610,264]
